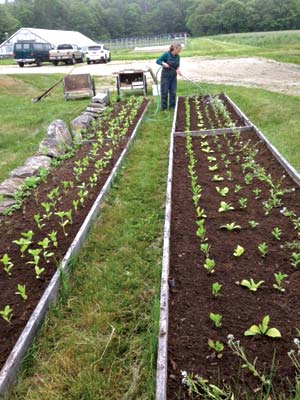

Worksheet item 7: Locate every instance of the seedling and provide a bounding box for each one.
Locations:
[208,339,224,357]
[212,282,222,297]
[244,173,253,185]
[253,188,262,199]
[207,156,217,163]
[196,219,206,241]
[34,213,45,230]
[233,245,245,257]
[226,171,233,181]
[216,186,229,197]
[38,238,54,263]
[35,265,45,279]
[27,249,42,268]
[290,252,300,269]
[239,197,248,209]
[55,210,72,237]
[204,258,215,274]
[244,315,281,338]
[272,227,282,241]
[0,253,14,276]
[196,207,206,219]
[48,231,58,248]
[273,272,288,292]
[239,278,264,292]
[258,242,268,257]
[13,230,34,257]
[208,164,218,172]
[0,305,13,323]
[15,284,27,300]
[234,184,242,193]
[218,201,234,212]
[212,175,224,182]
[210,312,222,328]
[41,202,53,220]
[220,222,241,231]
[200,243,210,256]
[248,220,259,229]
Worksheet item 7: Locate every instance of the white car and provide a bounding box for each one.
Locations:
[86,45,111,64]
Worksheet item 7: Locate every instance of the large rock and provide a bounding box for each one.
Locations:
[38,120,72,158]
[9,165,40,179]
[0,178,24,197]
[0,198,16,215]
[70,114,94,142]
[24,155,52,169]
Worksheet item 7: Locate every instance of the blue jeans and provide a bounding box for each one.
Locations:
[161,70,177,110]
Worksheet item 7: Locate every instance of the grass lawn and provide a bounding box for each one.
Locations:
[0,74,89,182]
[5,80,300,399]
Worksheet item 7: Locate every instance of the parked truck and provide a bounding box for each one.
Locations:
[49,44,84,65]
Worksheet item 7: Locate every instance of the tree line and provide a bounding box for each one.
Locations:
[1,0,300,43]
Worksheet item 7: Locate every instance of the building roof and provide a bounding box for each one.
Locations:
[0,28,98,54]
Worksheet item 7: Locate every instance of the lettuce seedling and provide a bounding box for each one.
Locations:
[272,227,282,241]
[204,258,215,274]
[258,242,268,257]
[208,164,218,171]
[273,272,288,292]
[208,339,224,358]
[218,201,234,213]
[253,188,262,199]
[249,220,259,229]
[234,184,242,193]
[48,231,58,248]
[290,252,300,269]
[233,245,245,257]
[34,213,45,230]
[216,186,229,197]
[0,305,13,323]
[200,243,210,256]
[240,278,264,292]
[35,265,45,279]
[0,253,14,276]
[244,315,281,338]
[15,284,27,300]
[13,230,34,257]
[210,312,222,328]
[239,197,248,209]
[220,222,241,231]
[212,175,224,182]
[212,282,222,297]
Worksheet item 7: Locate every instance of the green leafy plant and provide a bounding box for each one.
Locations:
[273,272,288,292]
[196,207,206,219]
[258,242,268,257]
[290,252,300,269]
[41,201,53,220]
[244,315,281,338]
[218,201,234,212]
[208,339,224,358]
[248,220,259,229]
[200,243,210,256]
[34,265,45,279]
[55,210,72,237]
[234,184,242,193]
[204,258,215,274]
[196,219,206,242]
[38,238,54,263]
[233,245,245,257]
[253,188,262,199]
[212,282,222,297]
[0,305,13,323]
[0,253,14,276]
[48,231,58,248]
[15,284,27,300]
[212,175,224,182]
[210,312,222,328]
[226,170,233,181]
[12,230,34,257]
[208,164,218,172]
[239,278,264,292]
[220,222,241,231]
[239,197,248,209]
[34,213,45,230]
[216,186,229,197]
[272,227,282,241]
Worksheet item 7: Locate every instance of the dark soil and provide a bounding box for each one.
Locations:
[168,103,300,398]
[0,98,149,370]
[175,94,248,132]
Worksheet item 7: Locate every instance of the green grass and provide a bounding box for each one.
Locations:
[0,74,89,182]
[112,30,300,64]
[4,79,300,399]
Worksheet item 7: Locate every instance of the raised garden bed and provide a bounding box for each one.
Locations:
[0,96,149,396]
[157,94,300,399]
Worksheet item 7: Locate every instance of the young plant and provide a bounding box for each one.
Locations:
[200,243,210,256]
[234,184,242,193]
[210,312,222,328]
[15,284,27,300]
[38,238,54,263]
[208,339,224,358]
[48,231,58,248]
[34,213,45,230]
[204,258,215,274]
[258,242,268,257]
[212,174,224,182]
[208,164,218,172]
[0,305,13,323]
[239,278,264,292]
[41,202,53,220]
[212,282,222,297]
[244,315,281,338]
[273,272,288,292]
[233,245,245,257]
[239,197,248,209]
[215,186,229,197]
[196,219,206,242]
[218,201,234,213]
[272,227,282,241]
[290,252,300,269]
[226,170,233,181]
[12,230,34,257]
[55,210,72,237]
[0,253,14,276]
[248,220,259,229]
[34,265,45,279]
[27,248,42,269]
[253,188,262,199]
[220,222,241,231]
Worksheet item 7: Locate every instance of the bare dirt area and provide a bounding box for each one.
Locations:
[0,57,299,96]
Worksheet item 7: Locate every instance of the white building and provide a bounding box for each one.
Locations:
[0,27,98,56]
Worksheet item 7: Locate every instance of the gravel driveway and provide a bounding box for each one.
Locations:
[1,56,299,96]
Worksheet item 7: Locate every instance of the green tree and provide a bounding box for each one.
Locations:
[0,4,20,42]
